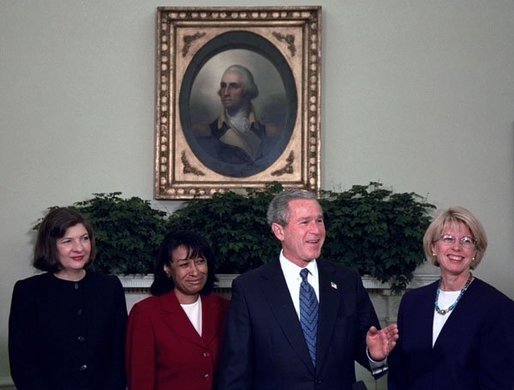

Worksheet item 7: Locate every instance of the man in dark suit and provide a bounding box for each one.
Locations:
[216,189,399,390]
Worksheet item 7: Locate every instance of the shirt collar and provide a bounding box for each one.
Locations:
[217,106,258,128]
[279,250,318,278]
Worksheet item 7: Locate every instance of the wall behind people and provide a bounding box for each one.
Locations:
[1,0,513,385]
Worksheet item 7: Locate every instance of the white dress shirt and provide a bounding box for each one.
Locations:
[181,296,203,336]
[432,289,459,346]
[279,251,319,319]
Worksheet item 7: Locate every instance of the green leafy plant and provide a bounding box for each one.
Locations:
[34,183,435,292]
[167,182,435,292]
[320,182,436,292]
[166,183,283,273]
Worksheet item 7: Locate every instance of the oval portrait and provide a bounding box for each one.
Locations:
[179,31,297,178]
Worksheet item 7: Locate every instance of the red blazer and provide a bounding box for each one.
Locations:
[126,291,229,390]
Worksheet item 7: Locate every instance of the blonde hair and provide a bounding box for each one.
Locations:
[422,206,487,269]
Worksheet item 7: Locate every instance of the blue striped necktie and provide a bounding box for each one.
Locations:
[299,268,318,366]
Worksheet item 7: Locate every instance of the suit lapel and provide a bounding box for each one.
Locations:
[316,260,341,371]
[413,282,438,350]
[259,261,315,373]
[159,292,206,348]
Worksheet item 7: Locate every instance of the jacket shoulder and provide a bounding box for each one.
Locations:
[233,261,278,282]
[469,278,514,308]
[132,293,161,309]
[13,272,51,290]
[84,271,124,293]
[86,270,120,282]
[403,280,438,296]
[316,258,363,282]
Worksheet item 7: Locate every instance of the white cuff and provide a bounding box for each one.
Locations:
[366,347,388,375]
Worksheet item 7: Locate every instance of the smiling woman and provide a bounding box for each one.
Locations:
[54,224,92,281]
[164,245,209,304]
[8,207,127,390]
[388,207,514,389]
[125,231,230,390]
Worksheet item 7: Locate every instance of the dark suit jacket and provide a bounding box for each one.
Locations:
[9,271,127,390]
[126,292,229,390]
[216,259,381,390]
[388,278,514,390]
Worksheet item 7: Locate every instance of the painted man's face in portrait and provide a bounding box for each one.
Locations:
[218,71,248,114]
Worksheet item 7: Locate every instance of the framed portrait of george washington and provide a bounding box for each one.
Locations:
[155,6,321,199]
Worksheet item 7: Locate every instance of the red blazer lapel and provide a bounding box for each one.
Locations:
[201,294,225,346]
[159,292,205,347]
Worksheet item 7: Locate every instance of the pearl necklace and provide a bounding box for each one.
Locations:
[434,273,474,315]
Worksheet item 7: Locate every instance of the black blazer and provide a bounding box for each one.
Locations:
[9,271,127,390]
[388,278,514,390]
[216,258,381,390]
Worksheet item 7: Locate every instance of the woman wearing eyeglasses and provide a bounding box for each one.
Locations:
[388,206,514,389]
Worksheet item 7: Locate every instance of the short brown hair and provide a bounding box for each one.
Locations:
[267,189,319,226]
[33,207,96,272]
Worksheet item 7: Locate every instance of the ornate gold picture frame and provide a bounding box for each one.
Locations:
[155,6,321,199]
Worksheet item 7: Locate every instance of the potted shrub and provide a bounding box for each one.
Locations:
[165,184,283,274]
[320,182,435,292]
[34,183,435,293]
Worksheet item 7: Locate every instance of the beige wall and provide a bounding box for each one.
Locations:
[1,0,513,385]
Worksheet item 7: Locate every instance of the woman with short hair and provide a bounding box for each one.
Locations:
[388,206,514,389]
[9,207,127,390]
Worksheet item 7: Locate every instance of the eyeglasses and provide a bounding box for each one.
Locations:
[437,234,476,249]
